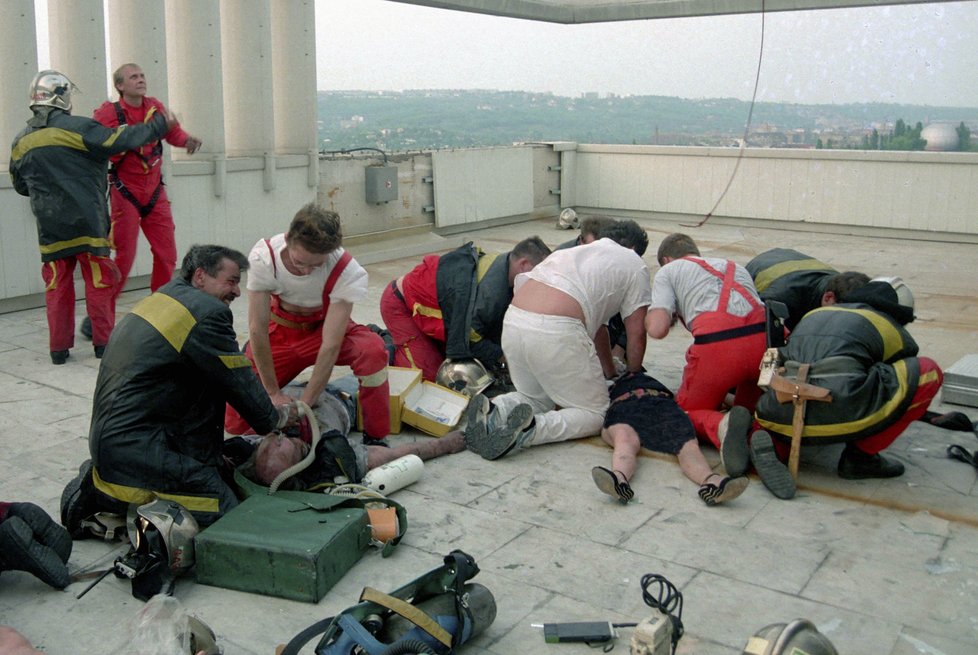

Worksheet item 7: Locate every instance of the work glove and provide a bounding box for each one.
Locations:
[0,502,72,589]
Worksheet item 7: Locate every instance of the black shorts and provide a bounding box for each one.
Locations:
[604,373,696,455]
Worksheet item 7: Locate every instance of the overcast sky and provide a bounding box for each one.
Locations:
[315,0,978,107]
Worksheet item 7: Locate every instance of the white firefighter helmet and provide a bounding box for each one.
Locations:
[126,499,199,576]
[436,359,494,397]
[557,208,579,230]
[870,276,914,310]
[741,619,838,655]
[29,70,76,111]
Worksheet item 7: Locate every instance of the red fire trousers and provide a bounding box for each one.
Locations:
[109,185,177,299]
[42,254,120,351]
[379,281,445,381]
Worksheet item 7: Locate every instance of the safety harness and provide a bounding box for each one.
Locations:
[264,238,352,331]
[109,102,164,218]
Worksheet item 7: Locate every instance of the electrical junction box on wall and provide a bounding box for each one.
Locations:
[365,164,398,204]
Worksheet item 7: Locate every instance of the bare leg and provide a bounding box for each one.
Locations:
[679,438,750,506]
[366,431,466,469]
[676,439,716,486]
[600,424,640,482]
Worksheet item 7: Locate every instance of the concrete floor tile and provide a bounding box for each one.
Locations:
[481,525,698,618]
[458,569,562,652]
[890,626,978,655]
[393,492,533,555]
[466,455,665,547]
[623,508,828,595]
[680,571,905,653]
[740,495,948,560]
[485,591,634,655]
[803,546,978,641]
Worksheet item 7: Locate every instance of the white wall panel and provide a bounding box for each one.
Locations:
[432,147,534,227]
[571,145,978,235]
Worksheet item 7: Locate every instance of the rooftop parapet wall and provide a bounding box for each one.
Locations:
[563,144,978,237]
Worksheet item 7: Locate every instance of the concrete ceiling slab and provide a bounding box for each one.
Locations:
[385,0,958,23]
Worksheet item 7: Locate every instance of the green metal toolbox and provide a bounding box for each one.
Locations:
[195,490,372,603]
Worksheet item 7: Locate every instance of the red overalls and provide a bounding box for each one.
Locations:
[93,97,189,299]
[675,258,768,448]
[44,254,120,351]
[224,249,391,438]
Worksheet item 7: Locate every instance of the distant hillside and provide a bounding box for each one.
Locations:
[316,89,978,151]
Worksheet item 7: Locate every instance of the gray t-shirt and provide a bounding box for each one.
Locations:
[650,256,761,331]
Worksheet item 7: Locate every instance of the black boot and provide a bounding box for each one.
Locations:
[837,444,905,480]
[50,350,69,365]
[80,316,92,340]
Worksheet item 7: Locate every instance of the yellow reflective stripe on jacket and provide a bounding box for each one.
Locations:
[10,127,86,161]
[219,354,254,369]
[132,293,197,353]
[412,303,442,320]
[806,306,907,361]
[100,124,136,149]
[756,359,912,438]
[753,258,831,292]
[475,251,497,283]
[93,467,220,514]
[39,236,111,255]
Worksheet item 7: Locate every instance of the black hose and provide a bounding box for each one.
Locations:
[379,639,437,655]
[278,616,335,655]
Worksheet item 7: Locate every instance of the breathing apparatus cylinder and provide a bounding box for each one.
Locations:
[361,454,424,495]
[381,582,497,644]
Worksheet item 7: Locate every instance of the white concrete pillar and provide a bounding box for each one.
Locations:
[47,0,107,117]
[220,0,275,158]
[0,1,38,159]
[106,0,169,105]
[165,0,226,155]
[270,0,316,155]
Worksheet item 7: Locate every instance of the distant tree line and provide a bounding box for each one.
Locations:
[317,91,978,152]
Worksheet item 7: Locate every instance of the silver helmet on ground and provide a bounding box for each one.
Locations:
[436,358,494,397]
[556,208,579,230]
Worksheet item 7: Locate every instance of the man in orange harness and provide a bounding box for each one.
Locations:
[224,204,391,440]
[646,234,771,484]
[89,63,202,337]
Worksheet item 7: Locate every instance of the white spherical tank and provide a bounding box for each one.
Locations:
[921,123,959,151]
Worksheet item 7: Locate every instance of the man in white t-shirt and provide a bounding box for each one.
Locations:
[224,204,391,440]
[465,220,651,461]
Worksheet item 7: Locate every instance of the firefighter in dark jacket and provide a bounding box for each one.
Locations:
[60,245,295,534]
[754,281,943,480]
[380,237,551,381]
[746,247,869,331]
[8,70,175,364]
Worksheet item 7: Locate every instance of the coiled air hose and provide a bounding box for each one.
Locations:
[268,400,319,494]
